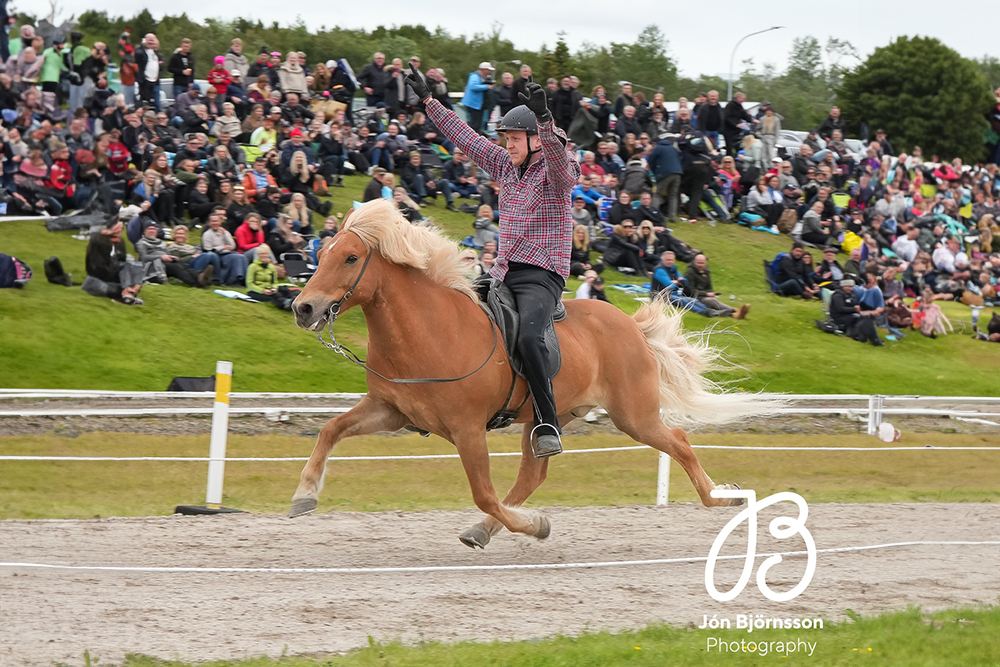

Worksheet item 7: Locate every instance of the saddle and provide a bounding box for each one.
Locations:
[474,276,565,430]
[475,276,564,378]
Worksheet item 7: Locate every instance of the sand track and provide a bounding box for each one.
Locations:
[1,503,998,665]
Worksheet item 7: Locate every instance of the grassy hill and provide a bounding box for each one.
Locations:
[0,175,995,395]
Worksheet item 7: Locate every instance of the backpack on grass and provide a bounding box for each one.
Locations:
[0,253,31,288]
[44,256,74,286]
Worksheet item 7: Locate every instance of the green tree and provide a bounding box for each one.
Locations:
[541,33,573,81]
[976,56,1000,89]
[786,36,823,85]
[609,25,676,94]
[838,36,993,162]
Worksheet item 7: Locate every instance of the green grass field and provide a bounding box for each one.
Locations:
[76,606,1000,667]
[2,431,997,519]
[0,175,996,395]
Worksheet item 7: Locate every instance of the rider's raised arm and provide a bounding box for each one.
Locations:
[537,119,580,193]
[424,98,509,180]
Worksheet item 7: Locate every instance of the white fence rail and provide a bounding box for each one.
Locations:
[2,374,998,508]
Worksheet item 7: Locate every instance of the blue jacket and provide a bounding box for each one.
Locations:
[653,265,684,292]
[460,71,490,111]
[279,141,317,171]
[648,141,683,180]
[853,285,884,311]
[572,184,603,205]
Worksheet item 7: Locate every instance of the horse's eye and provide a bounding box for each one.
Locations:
[346,254,358,265]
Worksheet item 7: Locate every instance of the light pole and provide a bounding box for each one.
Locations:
[727,26,784,101]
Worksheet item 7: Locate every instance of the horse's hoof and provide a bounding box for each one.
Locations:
[714,483,746,507]
[289,497,317,518]
[534,515,552,540]
[459,526,491,549]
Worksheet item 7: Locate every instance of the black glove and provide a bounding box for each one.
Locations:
[517,76,551,123]
[404,63,431,103]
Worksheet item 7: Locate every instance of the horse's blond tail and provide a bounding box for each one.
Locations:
[632,298,785,429]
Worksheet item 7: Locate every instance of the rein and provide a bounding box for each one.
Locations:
[314,241,499,385]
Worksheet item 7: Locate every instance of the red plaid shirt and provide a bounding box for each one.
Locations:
[425,99,580,280]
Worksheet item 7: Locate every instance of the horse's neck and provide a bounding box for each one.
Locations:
[362,261,482,362]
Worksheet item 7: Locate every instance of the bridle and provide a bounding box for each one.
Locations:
[314,236,499,385]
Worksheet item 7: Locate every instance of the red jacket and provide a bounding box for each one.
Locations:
[235,222,265,252]
[208,67,232,96]
[45,160,75,198]
[107,142,129,174]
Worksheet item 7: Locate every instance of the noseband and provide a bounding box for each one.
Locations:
[314,236,498,385]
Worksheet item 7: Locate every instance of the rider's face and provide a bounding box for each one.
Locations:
[505,131,538,167]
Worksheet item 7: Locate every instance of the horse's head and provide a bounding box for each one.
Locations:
[292,199,477,331]
[292,225,374,331]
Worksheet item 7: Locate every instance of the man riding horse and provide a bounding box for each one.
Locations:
[405,66,580,458]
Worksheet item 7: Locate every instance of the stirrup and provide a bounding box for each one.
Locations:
[530,423,562,458]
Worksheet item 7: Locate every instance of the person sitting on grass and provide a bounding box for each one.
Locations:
[283,192,315,234]
[853,270,886,324]
[814,245,845,288]
[235,211,267,261]
[165,225,221,280]
[135,220,214,287]
[588,274,609,301]
[187,176,215,225]
[746,175,785,228]
[266,214,307,264]
[774,243,820,299]
[82,218,145,306]
[603,221,647,277]
[245,244,281,301]
[200,207,249,285]
[651,251,713,314]
[570,224,603,277]
[636,220,669,273]
[571,196,596,231]
[800,200,840,249]
[683,254,749,319]
[394,186,423,223]
[472,203,500,247]
[829,278,884,346]
[575,268,599,299]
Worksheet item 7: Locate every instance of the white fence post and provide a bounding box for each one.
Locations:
[656,452,671,506]
[205,361,233,506]
[867,395,876,436]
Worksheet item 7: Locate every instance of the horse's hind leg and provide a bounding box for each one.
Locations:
[606,403,742,508]
[290,397,407,517]
[459,424,550,549]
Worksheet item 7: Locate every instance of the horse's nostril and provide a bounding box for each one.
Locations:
[299,302,313,316]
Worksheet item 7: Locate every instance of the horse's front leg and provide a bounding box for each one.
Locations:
[454,428,549,540]
[459,423,550,549]
[290,396,407,517]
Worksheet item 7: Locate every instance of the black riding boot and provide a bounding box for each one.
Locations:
[503,262,565,457]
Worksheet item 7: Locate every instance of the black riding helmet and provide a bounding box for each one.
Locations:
[496,105,567,147]
[496,105,538,134]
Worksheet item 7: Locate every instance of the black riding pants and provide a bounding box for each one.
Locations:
[503,262,565,432]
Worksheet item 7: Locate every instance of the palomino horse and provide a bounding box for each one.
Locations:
[291,200,773,548]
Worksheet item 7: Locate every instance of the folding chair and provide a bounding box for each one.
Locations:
[280,252,315,283]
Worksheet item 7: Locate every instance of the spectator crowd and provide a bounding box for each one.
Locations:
[0,19,997,344]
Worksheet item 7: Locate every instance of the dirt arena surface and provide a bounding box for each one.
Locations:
[2,503,998,665]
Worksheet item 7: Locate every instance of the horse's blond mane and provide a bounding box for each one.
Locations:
[342,199,476,299]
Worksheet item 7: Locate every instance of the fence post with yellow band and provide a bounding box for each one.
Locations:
[205,361,233,506]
